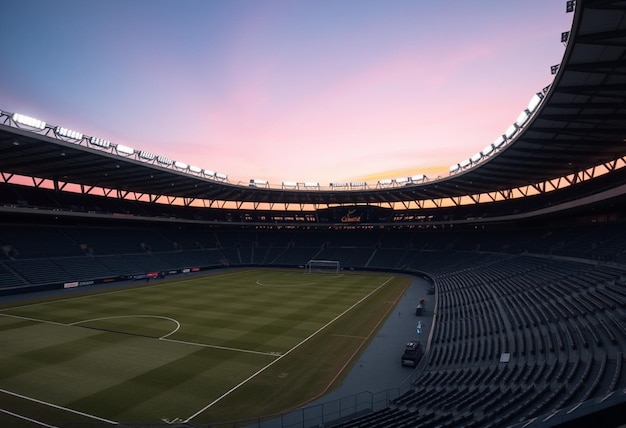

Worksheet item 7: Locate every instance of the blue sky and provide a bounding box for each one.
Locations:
[0,0,573,185]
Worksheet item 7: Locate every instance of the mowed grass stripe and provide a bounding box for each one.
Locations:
[195,274,410,423]
[0,269,404,424]
[0,316,41,333]
[1,330,204,406]
[67,347,275,422]
[0,321,100,361]
[170,284,372,352]
[0,389,115,428]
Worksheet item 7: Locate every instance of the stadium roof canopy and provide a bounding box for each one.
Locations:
[0,0,625,208]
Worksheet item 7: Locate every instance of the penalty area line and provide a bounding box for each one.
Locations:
[184,276,394,423]
[0,408,58,428]
[0,312,66,326]
[0,388,117,426]
[160,337,281,357]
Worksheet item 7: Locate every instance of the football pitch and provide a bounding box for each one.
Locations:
[0,268,410,427]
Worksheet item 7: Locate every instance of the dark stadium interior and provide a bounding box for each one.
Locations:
[1,188,626,427]
[1,0,626,427]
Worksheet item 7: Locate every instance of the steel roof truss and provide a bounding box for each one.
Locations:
[31,177,45,189]
[0,172,14,184]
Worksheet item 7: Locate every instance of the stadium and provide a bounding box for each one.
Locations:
[1,0,626,427]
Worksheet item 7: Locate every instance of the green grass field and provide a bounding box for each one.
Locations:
[0,268,410,427]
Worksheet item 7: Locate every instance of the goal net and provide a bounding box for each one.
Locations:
[305,259,341,274]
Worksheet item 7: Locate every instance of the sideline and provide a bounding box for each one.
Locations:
[184,276,394,423]
[0,408,58,428]
[0,388,117,426]
[304,275,434,406]
[256,280,317,287]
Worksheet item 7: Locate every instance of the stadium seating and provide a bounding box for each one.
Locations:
[0,207,625,426]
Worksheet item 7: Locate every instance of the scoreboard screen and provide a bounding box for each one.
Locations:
[316,205,393,223]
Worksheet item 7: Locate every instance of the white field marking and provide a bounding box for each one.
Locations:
[314,278,404,400]
[184,276,394,423]
[0,408,59,428]
[0,388,117,425]
[159,337,282,357]
[0,312,276,356]
[331,334,368,340]
[0,269,244,312]
[255,280,317,287]
[304,273,345,278]
[162,417,185,424]
[69,315,181,339]
[0,312,67,326]
[73,315,280,355]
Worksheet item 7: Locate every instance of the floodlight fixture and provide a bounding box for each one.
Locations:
[156,155,173,165]
[350,181,366,188]
[566,0,575,13]
[504,124,518,139]
[174,161,188,170]
[115,144,134,155]
[411,174,425,182]
[516,109,530,127]
[395,177,410,184]
[378,179,393,186]
[561,31,570,44]
[55,126,83,140]
[527,93,544,113]
[550,64,559,75]
[139,150,155,160]
[460,159,471,168]
[203,169,216,177]
[493,135,506,148]
[471,153,482,163]
[189,165,202,173]
[89,136,111,149]
[330,182,348,188]
[449,164,460,173]
[481,144,494,156]
[251,178,268,186]
[282,181,298,188]
[304,182,319,188]
[215,172,228,180]
[12,113,46,130]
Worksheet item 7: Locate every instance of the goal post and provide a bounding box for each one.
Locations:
[305,259,341,274]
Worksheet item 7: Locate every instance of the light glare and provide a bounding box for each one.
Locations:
[89,137,111,148]
[13,113,46,130]
[157,155,173,165]
[115,144,134,155]
[55,126,83,140]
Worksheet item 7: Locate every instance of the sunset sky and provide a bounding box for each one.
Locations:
[0,1,573,186]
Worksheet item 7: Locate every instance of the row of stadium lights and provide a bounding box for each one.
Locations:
[248,91,546,189]
[8,111,429,190]
[250,1,573,188]
[448,91,546,175]
[251,88,548,188]
[6,89,546,191]
[7,113,229,182]
[5,2,571,191]
[442,0,575,177]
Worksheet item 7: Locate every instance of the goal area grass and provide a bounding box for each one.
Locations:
[0,268,410,426]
